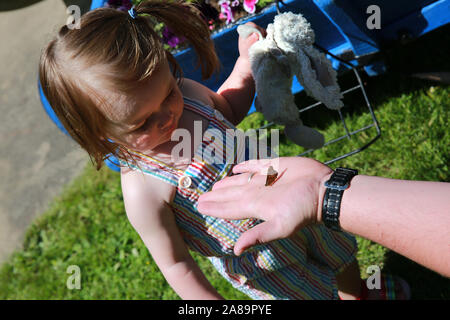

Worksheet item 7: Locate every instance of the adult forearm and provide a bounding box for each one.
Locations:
[163,258,223,300]
[217,56,255,125]
[335,175,450,277]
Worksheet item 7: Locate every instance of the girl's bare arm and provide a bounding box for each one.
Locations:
[215,57,255,125]
[178,69,254,126]
[121,169,223,299]
[208,23,266,125]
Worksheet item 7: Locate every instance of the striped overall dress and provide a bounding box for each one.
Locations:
[121,96,358,300]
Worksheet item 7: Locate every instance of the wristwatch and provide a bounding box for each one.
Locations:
[322,167,358,231]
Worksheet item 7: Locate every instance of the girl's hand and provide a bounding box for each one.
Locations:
[238,22,267,63]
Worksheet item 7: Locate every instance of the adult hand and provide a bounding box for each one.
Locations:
[197,157,332,255]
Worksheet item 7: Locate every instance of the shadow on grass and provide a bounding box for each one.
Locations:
[382,251,450,300]
[0,0,91,13]
[0,0,43,11]
[62,0,92,15]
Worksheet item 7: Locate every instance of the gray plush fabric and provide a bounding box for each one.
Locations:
[237,12,344,149]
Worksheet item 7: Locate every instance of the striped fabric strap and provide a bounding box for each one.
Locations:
[183,97,215,119]
[119,152,180,187]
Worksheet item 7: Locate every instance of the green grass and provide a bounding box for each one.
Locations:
[1,26,449,300]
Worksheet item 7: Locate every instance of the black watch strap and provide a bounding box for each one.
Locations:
[322,167,358,231]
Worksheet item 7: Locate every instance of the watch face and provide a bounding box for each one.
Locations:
[336,167,358,175]
[325,178,350,190]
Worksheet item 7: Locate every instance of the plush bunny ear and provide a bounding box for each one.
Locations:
[295,47,344,110]
[285,124,325,149]
[251,50,299,124]
[254,97,263,113]
[269,12,343,110]
[272,12,315,52]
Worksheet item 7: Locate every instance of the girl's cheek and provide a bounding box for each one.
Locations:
[176,88,183,107]
[173,94,184,118]
[131,132,155,150]
[134,134,146,147]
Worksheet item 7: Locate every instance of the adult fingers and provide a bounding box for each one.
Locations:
[211,172,253,190]
[234,221,282,256]
[200,174,266,205]
[212,172,267,191]
[200,185,246,202]
[197,198,260,220]
[232,158,275,175]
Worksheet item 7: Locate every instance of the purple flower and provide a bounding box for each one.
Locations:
[107,0,121,6]
[162,26,186,48]
[106,0,132,10]
[121,0,133,10]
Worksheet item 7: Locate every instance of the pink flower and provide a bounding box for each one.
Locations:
[219,0,235,24]
[243,0,258,14]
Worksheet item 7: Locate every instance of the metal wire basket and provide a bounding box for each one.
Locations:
[246,1,381,165]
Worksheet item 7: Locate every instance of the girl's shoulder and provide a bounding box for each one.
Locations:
[120,166,176,206]
[179,78,215,107]
[179,78,235,125]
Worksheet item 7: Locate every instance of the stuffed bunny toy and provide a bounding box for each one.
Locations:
[237,12,344,149]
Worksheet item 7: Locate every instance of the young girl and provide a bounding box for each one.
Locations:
[39,0,406,299]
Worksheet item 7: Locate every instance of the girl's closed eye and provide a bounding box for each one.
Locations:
[136,88,176,132]
[136,115,155,132]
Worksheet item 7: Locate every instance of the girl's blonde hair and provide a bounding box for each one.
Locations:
[39,0,221,170]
